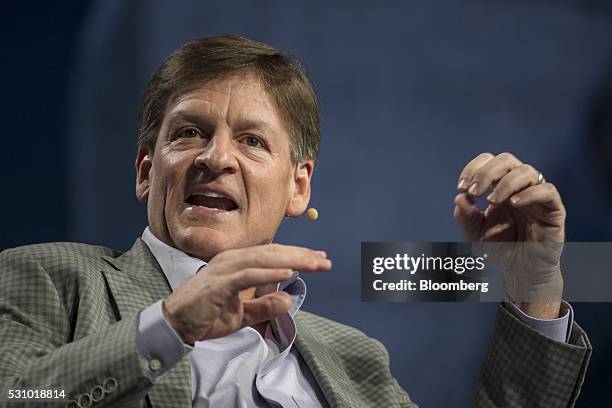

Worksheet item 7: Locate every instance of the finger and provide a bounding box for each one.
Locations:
[486,164,539,205]
[221,244,332,273]
[220,243,328,262]
[225,268,296,293]
[457,153,494,191]
[453,193,484,241]
[242,292,292,327]
[465,152,523,197]
[509,183,565,212]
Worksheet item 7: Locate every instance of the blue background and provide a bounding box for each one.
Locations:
[3,1,612,406]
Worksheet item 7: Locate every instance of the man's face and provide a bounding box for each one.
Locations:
[135,72,313,260]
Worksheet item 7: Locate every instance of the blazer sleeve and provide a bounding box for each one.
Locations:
[0,248,154,408]
[476,304,592,408]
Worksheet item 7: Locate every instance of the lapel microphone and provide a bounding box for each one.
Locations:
[306,208,318,221]
[283,208,318,221]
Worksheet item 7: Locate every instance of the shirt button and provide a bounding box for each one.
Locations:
[148,358,162,371]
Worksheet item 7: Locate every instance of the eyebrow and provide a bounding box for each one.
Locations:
[167,111,212,128]
[167,110,276,135]
[233,118,275,134]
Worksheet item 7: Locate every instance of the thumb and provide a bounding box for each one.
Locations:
[453,193,484,241]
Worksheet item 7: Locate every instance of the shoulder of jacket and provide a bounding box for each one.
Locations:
[0,241,119,270]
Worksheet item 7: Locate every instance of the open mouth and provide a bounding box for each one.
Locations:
[186,193,238,211]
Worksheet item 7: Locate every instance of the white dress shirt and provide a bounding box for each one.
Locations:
[137,227,327,407]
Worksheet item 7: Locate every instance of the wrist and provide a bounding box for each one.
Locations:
[505,269,563,305]
[162,298,195,346]
[518,301,561,319]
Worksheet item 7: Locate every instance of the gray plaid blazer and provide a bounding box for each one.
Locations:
[0,239,591,408]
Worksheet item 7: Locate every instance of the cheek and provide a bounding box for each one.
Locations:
[146,166,164,207]
[149,155,188,210]
[245,166,293,219]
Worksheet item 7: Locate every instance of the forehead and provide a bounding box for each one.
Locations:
[165,72,284,130]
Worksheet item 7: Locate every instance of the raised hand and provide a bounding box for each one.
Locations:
[453,152,565,317]
[162,244,331,345]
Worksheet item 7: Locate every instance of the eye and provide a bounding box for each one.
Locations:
[174,127,201,139]
[242,135,264,148]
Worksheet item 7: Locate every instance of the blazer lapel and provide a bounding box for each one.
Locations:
[294,313,368,408]
[100,238,192,408]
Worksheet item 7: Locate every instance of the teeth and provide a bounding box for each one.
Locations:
[200,191,228,199]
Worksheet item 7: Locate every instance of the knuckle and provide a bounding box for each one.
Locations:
[304,256,318,268]
[237,268,252,281]
[520,163,536,174]
[195,266,213,282]
[491,180,506,194]
[233,268,246,280]
[207,274,224,291]
[266,243,280,253]
[225,273,244,292]
[219,285,235,300]
[544,182,558,194]
[464,153,493,175]
[209,253,223,264]
[459,171,472,183]
[213,249,231,262]
[471,170,485,184]
[242,250,259,265]
[250,252,267,268]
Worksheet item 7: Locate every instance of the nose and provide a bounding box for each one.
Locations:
[193,131,238,175]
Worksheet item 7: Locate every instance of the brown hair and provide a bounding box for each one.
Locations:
[138,35,320,163]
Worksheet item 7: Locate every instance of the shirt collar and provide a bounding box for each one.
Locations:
[141,227,206,291]
[140,227,306,317]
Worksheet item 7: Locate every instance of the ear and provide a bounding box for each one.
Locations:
[135,145,153,202]
[285,159,314,217]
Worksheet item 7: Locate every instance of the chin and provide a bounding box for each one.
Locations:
[173,225,245,261]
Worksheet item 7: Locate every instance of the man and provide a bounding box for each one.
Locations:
[0,36,591,407]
